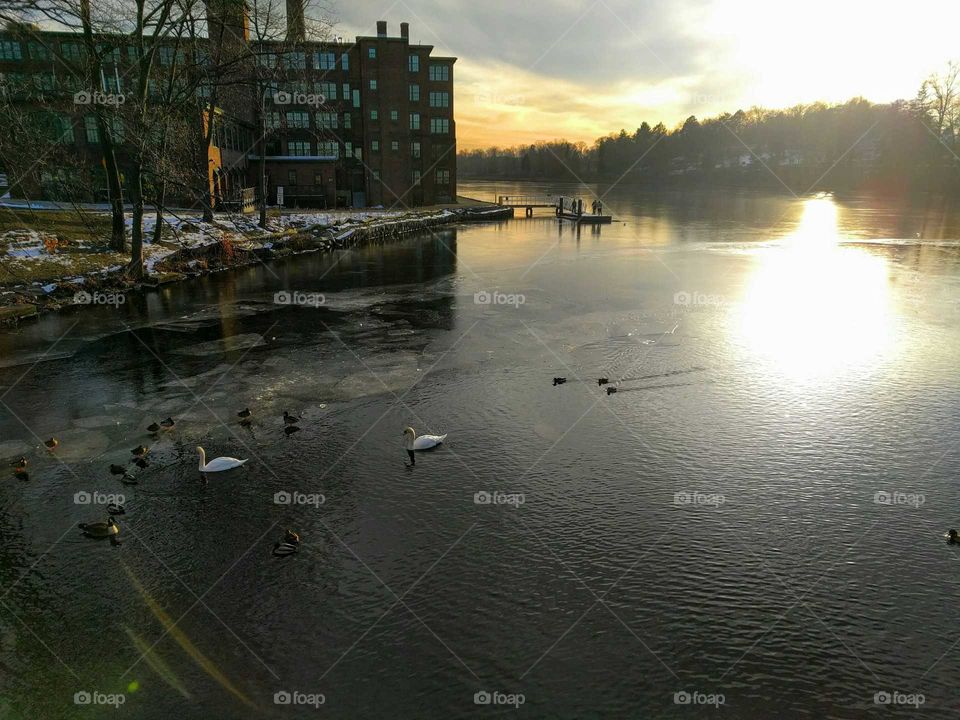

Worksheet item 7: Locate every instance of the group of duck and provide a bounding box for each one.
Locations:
[553,377,617,394]
[237,407,303,436]
[9,438,60,481]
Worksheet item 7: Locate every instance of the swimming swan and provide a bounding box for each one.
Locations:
[197,446,248,473]
[402,427,446,465]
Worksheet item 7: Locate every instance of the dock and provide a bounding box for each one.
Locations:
[496,194,612,222]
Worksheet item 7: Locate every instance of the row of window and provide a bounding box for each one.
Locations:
[266,108,450,134]
[369,168,450,185]
[0,38,454,79]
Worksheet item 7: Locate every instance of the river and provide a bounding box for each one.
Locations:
[1,181,959,718]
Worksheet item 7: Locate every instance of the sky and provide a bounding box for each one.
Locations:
[337,0,960,150]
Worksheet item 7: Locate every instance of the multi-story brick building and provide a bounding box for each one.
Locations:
[0,12,456,209]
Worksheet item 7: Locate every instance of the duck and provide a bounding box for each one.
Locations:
[147,422,161,433]
[283,411,300,426]
[237,408,252,418]
[597,378,609,386]
[79,517,119,538]
[133,457,148,469]
[131,445,149,457]
[44,438,58,451]
[947,529,958,544]
[283,529,300,545]
[107,503,125,515]
[160,417,175,430]
[283,425,301,436]
[197,446,248,473]
[109,464,126,475]
[120,473,138,485]
[606,386,618,395]
[272,541,298,556]
[402,426,447,466]
[552,377,567,386]
[13,457,26,471]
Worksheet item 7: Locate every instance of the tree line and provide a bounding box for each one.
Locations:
[0,0,332,278]
[459,63,960,195]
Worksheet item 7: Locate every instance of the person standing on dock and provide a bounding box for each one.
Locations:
[597,200,603,215]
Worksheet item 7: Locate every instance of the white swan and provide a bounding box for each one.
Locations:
[197,446,248,473]
[403,426,447,450]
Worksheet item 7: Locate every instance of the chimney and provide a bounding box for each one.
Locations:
[205,0,250,43]
[286,0,305,42]
[376,20,387,37]
[400,22,409,39]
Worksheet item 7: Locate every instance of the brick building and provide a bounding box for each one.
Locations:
[0,12,457,209]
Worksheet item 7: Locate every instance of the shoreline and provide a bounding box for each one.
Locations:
[0,199,513,325]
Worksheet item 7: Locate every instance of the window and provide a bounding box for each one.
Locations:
[391,140,399,152]
[411,169,421,185]
[33,74,56,92]
[409,113,420,130]
[408,84,420,102]
[408,54,419,72]
[158,47,175,66]
[345,141,352,156]
[283,51,306,69]
[60,42,84,61]
[411,142,421,158]
[257,52,276,67]
[287,141,311,156]
[390,109,398,121]
[286,111,310,128]
[315,51,335,70]
[316,112,337,129]
[367,47,376,59]
[370,109,378,120]
[354,147,362,160]
[288,170,297,185]
[316,81,337,100]
[352,89,360,107]
[430,117,449,134]
[341,53,349,70]
[84,115,99,143]
[265,112,281,129]
[27,42,50,61]
[0,41,21,61]
[104,76,122,94]
[369,79,377,90]
[314,172,323,185]
[429,91,449,108]
[429,64,449,81]
[317,141,338,157]
[342,82,350,99]
[435,169,450,184]
[371,139,380,152]
[108,117,123,143]
[372,170,380,180]
[343,113,351,129]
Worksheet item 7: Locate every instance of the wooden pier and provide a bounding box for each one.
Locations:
[496,194,612,222]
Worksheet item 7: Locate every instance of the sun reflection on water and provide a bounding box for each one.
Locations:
[737,196,895,381]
